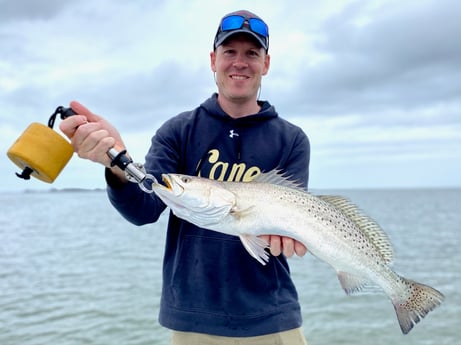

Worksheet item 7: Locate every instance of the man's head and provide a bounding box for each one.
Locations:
[213,10,269,52]
[210,10,270,116]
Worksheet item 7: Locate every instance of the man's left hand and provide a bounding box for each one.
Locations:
[259,235,307,257]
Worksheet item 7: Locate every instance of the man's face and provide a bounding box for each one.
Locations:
[210,34,270,105]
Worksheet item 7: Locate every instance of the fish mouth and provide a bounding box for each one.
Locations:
[162,174,173,190]
[160,174,184,196]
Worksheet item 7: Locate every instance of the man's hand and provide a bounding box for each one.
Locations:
[59,100,128,181]
[259,235,307,257]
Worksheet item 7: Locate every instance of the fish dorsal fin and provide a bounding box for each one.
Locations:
[318,195,394,265]
[252,170,306,191]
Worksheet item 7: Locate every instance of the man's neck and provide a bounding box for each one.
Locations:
[217,95,261,119]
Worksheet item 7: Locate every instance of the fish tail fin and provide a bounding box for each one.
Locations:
[393,277,444,334]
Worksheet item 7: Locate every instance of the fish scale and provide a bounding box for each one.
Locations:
[152,170,444,334]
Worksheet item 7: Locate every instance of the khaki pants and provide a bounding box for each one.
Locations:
[170,328,308,345]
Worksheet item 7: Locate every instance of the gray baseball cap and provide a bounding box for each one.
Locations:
[213,10,269,51]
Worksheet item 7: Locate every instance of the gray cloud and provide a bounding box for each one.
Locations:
[0,0,72,22]
[1,0,460,190]
[43,60,216,131]
[275,0,461,117]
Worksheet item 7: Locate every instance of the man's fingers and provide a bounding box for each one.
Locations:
[258,235,308,258]
[59,115,88,138]
[282,237,295,257]
[70,100,101,122]
[269,235,282,256]
[294,241,308,257]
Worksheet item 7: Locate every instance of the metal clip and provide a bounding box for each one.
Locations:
[107,148,157,193]
[137,173,158,194]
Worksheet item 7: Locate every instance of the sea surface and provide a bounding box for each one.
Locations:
[0,188,459,345]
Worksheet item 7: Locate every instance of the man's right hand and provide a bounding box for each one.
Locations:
[59,101,128,181]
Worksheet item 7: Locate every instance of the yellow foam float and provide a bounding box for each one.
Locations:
[7,122,74,183]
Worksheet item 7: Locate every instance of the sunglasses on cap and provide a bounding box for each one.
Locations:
[220,15,269,38]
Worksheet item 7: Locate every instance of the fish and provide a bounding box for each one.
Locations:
[151,170,444,334]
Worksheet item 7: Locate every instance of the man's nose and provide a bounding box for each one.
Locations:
[232,54,249,69]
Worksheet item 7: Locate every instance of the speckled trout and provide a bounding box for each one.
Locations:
[151,171,444,334]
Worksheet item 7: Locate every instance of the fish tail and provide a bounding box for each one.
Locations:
[393,277,444,334]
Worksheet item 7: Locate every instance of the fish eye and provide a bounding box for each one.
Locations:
[181,176,191,183]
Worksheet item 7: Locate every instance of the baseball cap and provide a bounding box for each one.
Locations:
[213,10,269,51]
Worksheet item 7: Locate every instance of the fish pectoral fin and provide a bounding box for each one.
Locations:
[337,271,376,295]
[230,205,254,220]
[239,234,270,266]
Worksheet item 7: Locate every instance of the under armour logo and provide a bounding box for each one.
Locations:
[229,129,239,138]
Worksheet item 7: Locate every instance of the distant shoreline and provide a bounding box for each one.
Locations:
[23,188,106,194]
[0,186,458,195]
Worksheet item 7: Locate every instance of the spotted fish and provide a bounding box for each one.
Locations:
[151,170,444,334]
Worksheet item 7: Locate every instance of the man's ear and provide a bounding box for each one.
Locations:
[210,51,217,72]
[262,53,270,76]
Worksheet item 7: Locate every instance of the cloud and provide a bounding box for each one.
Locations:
[0,0,73,22]
[68,61,216,131]
[258,0,461,189]
[271,0,461,115]
[1,0,460,190]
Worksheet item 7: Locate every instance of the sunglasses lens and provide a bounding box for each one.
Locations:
[249,18,268,37]
[217,15,269,49]
[221,15,245,31]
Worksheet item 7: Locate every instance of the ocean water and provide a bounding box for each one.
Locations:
[0,188,459,345]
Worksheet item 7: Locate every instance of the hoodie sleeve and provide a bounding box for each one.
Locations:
[106,170,164,226]
[105,115,185,226]
[281,126,310,190]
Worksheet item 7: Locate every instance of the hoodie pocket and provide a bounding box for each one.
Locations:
[168,233,294,317]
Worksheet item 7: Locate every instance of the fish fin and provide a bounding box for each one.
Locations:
[230,205,254,219]
[318,195,394,265]
[392,277,444,334]
[252,170,306,191]
[337,271,375,295]
[239,234,270,266]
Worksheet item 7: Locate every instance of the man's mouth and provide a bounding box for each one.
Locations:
[230,75,249,80]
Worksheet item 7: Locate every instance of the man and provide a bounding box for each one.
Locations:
[61,10,310,345]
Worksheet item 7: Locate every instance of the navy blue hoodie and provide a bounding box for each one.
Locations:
[107,93,310,337]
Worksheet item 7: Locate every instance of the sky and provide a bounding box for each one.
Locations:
[1,0,460,191]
